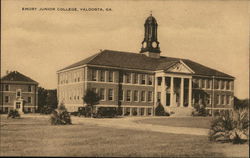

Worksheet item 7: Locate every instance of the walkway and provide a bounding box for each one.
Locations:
[72,116,209,136]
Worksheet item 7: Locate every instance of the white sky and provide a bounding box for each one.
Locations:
[1,0,249,99]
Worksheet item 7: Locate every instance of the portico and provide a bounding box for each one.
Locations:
[155,74,192,108]
[154,60,194,109]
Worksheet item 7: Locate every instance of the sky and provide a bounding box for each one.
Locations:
[1,0,249,99]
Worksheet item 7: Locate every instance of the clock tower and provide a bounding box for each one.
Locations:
[140,13,161,58]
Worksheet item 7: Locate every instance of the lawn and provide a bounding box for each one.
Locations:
[0,115,248,157]
[135,117,213,129]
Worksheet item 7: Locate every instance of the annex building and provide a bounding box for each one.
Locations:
[0,71,39,113]
[57,14,234,116]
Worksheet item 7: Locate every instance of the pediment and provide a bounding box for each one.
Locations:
[166,61,194,74]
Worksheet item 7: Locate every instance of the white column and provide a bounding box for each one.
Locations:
[129,107,132,116]
[188,78,192,107]
[137,108,140,116]
[180,78,184,107]
[122,107,125,116]
[170,77,174,106]
[161,77,166,106]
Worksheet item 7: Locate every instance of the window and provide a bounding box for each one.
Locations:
[16,89,21,97]
[119,72,124,83]
[5,96,9,103]
[221,80,225,90]
[148,76,153,85]
[108,71,113,82]
[28,108,31,112]
[100,70,105,82]
[91,69,97,81]
[141,75,146,84]
[226,81,230,90]
[126,73,131,83]
[226,95,230,105]
[201,79,205,88]
[5,85,9,91]
[126,90,131,102]
[4,107,8,113]
[119,90,123,101]
[207,80,211,89]
[16,102,21,109]
[207,94,211,105]
[148,91,153,102]
[221,95,225,105]
[134,73,138,84]
[100,88,105,101]
[77,96,79,100]
[78,77,80,82]
[92,88,97,94]
[214,80,219,89]
[157,77,162,86]
[28,85,32,92]
[134,90,139,102]
[28,97,32,103]
[108,89,113,101]
[230,81,234,90]
[157,92,161,102]
[141,91,146,102]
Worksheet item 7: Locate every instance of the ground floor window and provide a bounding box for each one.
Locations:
[140,108,144,116]
[4,107,8,113]
[147,108,152,115]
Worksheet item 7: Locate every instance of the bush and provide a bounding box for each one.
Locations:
[93,107,117,118]
[192,103,207,116]
[155,103,169,116]
[39,106,54,114]
[7,109,20,119]
[209,109,249,144]
[50,103,72,125]
[132,110,137,116]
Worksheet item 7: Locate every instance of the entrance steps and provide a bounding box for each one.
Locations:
[165,106,194,117]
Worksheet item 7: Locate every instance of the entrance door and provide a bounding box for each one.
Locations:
[15,101,23,113]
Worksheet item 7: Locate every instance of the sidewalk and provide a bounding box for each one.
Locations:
[72,116,209,136]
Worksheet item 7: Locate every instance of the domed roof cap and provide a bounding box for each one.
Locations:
[145,13,157,24]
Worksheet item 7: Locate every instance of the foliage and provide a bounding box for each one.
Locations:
[7,109,20,119]
[50,103,72,125]
[38,87,58,112]
[192,102,207,117]
[132,110,137,116]
[93,107,117,118]
[155,103,170,116]
[39,106,54,114]
[83,89,100,117]
[209,109,249,144]
[234,97,249,110]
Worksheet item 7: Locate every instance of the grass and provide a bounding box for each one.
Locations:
[136,117,213,129]
[0,115,248,157]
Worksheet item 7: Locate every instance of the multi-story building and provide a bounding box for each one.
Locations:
[57,14,234,116]
[0,71,38,113]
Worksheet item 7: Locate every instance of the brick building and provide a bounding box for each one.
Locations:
[57,14,234,116]
[0,71,38,113]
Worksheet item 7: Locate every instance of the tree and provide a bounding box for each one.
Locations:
[83,89,100,117]
[234,96,249,110]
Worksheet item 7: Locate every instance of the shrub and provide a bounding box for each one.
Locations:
[192,103,207,116]
[50,103,72,125]
[209,109,249,144]
[132,110,137,116]
[155,103,169,116]
[39,106,54,114]
[7,109,20,119]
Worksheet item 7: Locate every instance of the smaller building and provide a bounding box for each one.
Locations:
[0,71,39,113]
